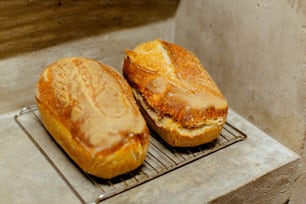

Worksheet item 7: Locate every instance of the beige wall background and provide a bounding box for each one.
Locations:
[0,0,305,202]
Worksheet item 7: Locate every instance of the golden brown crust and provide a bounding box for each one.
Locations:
[132,87,224,147]
[36,56,149,178]
[123,39,228,147]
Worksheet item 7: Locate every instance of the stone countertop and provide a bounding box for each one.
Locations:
[0,108,299,204]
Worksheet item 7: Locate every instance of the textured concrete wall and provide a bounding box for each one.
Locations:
[175,0,305,153]
[209,160,299,204]
[174,0,306,202]
[290,142,306,204]
[0,0,179,60]
[0,0,179,114]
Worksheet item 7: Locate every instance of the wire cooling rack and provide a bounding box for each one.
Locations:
[14,105,247,204]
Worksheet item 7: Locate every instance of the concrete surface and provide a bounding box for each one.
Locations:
[0,108,299,204]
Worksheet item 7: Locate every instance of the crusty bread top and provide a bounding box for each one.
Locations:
[123,39,228,129]
[36,57,147,154]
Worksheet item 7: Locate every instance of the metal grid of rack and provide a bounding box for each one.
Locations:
[14,105,247,204]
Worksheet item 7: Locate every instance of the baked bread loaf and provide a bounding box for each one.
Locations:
[123,39,228,147]
[36,56,149,179]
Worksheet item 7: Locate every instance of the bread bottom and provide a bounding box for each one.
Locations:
[37,102,148,179]
[132,89,225,147]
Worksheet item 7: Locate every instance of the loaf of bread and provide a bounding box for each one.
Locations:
[123,39,228,147]
[36,57,149,179]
